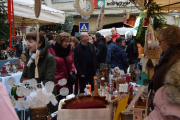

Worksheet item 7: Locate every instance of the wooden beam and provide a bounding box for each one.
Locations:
[161,2,180,7]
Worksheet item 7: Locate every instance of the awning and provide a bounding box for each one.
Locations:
[12,0,65,24]
[133,0,180,12]
[98,27,135,36]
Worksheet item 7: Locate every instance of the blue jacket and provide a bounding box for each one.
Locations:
[107,40,115,64]
[111,44,129,71]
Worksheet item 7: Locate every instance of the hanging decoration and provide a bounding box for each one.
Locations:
[73,0,94,16]
[34,0,41,78]
[127,14,136,27]
[78,2,91,20]
[97,6,106,30]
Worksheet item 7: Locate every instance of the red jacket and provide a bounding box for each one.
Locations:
[111,33,120,42]
[48,44,75,91]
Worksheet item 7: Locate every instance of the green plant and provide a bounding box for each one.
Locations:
[0,0,9,41]
[56,15,75,34]
[136,2,167,43]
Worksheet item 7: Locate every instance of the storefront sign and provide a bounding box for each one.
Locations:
[107,1,130,8]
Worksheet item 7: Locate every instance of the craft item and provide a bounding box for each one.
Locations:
[93,76,99,95]
[105,86,109,94]
[146,59,154,80]
[126,86,145,111]
[113,67,120,78]
[100,77,105,89]
[6,77,16,87]
[137,72,149,86]
[119,84,128,93]
[97,6,106,30]
[102,89,105,96]
[86,87,91,95]
[109,83,114,95]
[98,89,101,96]
[10,61,19,72]
[86,84,91,93]
[126,75,131,84]
[12,65,17,73]
[3,65,6,71]
[61,95,109,109]
[29,106,47,120]
[104,82,107,87]
[20,53,26,63]
[131,69,140,81]
[133,85,139,98]
[121,111,133,120]
[57,78,67,86]
[73,0,94,16]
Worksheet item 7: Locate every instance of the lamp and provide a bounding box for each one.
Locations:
[127,14,136,27]
[143,18,149,27]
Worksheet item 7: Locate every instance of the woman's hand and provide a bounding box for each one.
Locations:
[70,71,73,74]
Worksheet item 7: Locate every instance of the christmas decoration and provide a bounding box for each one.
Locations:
[97,6,106,30]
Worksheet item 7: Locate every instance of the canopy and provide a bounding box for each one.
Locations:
[12,0,65,24]
[98,27,135,36]
[134,0,180,11]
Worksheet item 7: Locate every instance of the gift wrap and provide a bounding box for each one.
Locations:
[58,106,111,120]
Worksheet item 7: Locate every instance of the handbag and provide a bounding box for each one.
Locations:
[63,57,76,85]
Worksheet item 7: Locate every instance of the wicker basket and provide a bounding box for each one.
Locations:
[145,19,162,59]
[29,106,47,120]
[145,49,162,59]
[121,111,133,120]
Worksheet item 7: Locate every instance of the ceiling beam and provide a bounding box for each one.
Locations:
[161,2,180,7]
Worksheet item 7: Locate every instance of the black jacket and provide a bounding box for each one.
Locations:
[96,37,107,63]
[125,38,138,64]
[74,42,98,76]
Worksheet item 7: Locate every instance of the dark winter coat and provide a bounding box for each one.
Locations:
[96,37,107,63]
[125,38,138,64]
[107,39,115,64]
[74,42,98,76]
[111,44,129,72]
[20,36,57,113]
[21,36,56,84]
[48,43,75,91]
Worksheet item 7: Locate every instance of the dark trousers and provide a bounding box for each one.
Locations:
[79,71,95,93]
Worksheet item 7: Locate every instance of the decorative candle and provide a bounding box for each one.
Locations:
[102,89,105,96]
[86,87,90,95]
[93,76,99,95]
[126,75,131,84]
[100,77,105,89]
[3,66,6,71]
[86,84,91,93]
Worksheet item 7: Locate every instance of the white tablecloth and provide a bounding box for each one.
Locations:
[0,72,22,93]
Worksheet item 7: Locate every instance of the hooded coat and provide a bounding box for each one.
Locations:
[20,36,57,113]
[111,33,120,42]
[21,36,56,84]
[111,44,129,72]
[125,38,138,64]
[145,59,180,120]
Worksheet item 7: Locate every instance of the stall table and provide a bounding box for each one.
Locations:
[0,72,22,93]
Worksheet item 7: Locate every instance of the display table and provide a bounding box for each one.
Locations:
[0,72,22,93]
[0,58,20,69]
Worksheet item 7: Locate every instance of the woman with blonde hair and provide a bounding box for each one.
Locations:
[49,32,75,101]
[146,25,180,120]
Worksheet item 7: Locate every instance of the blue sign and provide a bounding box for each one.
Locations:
[79,22,89,32]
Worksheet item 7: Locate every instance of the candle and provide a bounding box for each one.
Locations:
[100,77,105,89]
[126,75,131,84]
[86,84,91,93]
[3,66,6,71]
